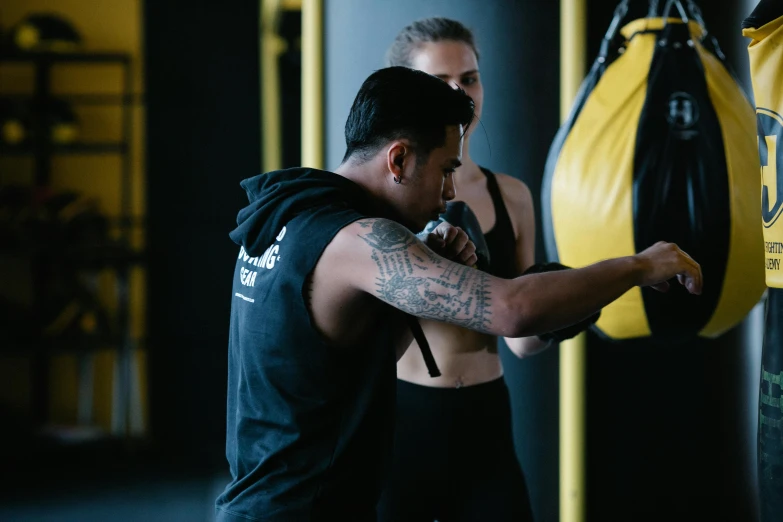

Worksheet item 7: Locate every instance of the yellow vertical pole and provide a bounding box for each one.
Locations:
[301,0,324,169]
[261,0,283,173]
[560,1,587,521]
[561,0,587,121]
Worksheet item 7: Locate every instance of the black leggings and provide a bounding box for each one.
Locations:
[377,378,533,522]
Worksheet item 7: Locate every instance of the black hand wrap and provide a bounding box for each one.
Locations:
[522,262,601,343]
[413,202,490,377]
[421,201,491,271]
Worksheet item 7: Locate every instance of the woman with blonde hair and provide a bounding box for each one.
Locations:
[378,17,546,522]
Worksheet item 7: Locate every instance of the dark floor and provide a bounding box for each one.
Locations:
[0,474,229,522]
[0,437,231,522]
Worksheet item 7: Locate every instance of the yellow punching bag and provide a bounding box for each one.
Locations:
[742,2,783,520]
[542,0,765,341]
[745,0,783,283]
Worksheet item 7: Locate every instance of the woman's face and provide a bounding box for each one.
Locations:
[409,40,483,133]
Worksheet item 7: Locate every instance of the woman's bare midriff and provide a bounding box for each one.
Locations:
[396,318,503,388]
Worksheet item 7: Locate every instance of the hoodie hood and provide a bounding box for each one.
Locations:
[229,168,376,256]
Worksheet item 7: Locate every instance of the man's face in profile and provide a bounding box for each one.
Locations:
[402,125,464,231]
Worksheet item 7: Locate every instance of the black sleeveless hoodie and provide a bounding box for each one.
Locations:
[216,168,396,522]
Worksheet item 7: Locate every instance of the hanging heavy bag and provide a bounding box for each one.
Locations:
[542,0,765,341]
[745,0,783,289]
[743,1,783,520]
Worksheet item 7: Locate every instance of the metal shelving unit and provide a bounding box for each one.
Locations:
[0,50,142,441]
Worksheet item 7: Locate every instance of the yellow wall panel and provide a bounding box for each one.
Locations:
[0,0,146,435]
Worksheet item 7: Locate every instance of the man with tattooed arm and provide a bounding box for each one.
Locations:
[214,67,703,522]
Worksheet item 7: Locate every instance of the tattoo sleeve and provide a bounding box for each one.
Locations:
[358,219,493,333]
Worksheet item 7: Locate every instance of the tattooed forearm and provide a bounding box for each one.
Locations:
[359,219,493,333]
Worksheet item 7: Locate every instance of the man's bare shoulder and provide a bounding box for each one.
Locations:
[320,218,428,286]
[308,218,409,347]
[327,218,419,257]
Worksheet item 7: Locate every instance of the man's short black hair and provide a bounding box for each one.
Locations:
[342,66,475,165]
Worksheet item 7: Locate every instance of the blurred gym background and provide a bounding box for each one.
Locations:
[0,0,769,521]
